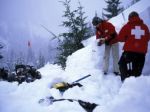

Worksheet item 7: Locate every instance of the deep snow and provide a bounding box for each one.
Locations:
[0,0,150,112]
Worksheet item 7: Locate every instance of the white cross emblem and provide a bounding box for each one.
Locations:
[131,26,145,39]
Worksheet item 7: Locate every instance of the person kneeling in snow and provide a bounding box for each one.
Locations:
[92,16,120,75]
[117,11,150,81]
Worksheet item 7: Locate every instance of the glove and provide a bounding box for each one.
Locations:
[97,40,104,46]
[105,33,117,45]
[97,38,105,46]
[105,40,110,45]
[97,42,102,46]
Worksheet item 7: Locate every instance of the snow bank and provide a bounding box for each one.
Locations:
[95,76,150,112]
[0,0,150,112]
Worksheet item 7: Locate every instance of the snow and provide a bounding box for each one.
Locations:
[0,44,122,112]
[1,0,150,112]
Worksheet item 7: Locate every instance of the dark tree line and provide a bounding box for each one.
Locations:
[0,43,3,59]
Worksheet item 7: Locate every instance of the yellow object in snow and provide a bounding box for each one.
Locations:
[52,82,69,89]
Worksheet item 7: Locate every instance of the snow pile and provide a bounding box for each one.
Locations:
[97,76,150,112]
[1,36,150,112]
[0,39,122,112]
[0,0,150,112]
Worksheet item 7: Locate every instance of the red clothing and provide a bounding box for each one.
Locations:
[118,16,150,54]
[96,21,118,45]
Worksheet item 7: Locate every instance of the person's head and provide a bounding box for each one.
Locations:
[128,11,139,20]
[92,16,102,26]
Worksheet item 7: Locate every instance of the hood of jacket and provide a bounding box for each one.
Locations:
[128,16,143,25]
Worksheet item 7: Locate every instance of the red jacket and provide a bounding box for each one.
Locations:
[96,20,118,45]
[118,16,150,54]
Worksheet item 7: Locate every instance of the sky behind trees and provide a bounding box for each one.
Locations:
[0,0,132,68]
[0,0,131,35]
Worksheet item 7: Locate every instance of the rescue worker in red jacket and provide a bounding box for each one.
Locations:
[118,11,150,81]
[92,16,120,75]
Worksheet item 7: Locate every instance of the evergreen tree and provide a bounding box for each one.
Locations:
[131,0,140,5]
[0,43,3,59]
[26,41,35,66]
[56,0,91,68]
[103,0,124,19]
[16,51,25,65]
[0,43,4,68]
[37,51,45,69]
[6,50,16,71]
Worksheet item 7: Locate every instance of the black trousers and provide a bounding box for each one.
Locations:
[118,51,145,81]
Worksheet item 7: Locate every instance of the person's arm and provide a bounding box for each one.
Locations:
[96,26,105,46]
[117,24,129,42]
[96,30,101,41]
[144,25,150,41]
[104,22,116,45]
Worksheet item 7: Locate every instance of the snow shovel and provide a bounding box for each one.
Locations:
[39,96,98,112]
[52,74,91,92]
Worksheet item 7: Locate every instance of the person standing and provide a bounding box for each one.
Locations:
[117,11,150,81]
[92,16,120,75]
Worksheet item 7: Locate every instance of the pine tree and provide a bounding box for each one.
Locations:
[37,51,45,69]
[0,44,3,59]
[56,0,91,68]
[103,0,124,20]
[16,51,25,65]
[6,50,16,71]
[26,41,35,66]
[131,0,140,5]
[0,43,4,68]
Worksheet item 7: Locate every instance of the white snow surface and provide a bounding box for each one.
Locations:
[1,0,150,112]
